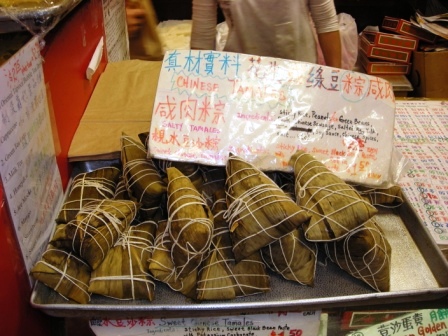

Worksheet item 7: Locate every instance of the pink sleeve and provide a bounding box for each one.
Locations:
[191,0,218,49]
[309,0,339,34]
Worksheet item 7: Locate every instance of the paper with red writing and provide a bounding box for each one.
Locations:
[0,37,63,282]
[394,100,448,245]
[149,50,396,186]
[90,311,322,336]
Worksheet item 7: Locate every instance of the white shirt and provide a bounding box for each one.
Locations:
[191,0,339,63]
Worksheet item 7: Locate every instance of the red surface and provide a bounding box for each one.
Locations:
[0,184,55,336]
[0,0,107,333]
[41,0,107,189]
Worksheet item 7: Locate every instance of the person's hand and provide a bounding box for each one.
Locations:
[126,0,146,38]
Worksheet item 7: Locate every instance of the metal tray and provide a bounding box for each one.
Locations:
[30,161,448,319]
[0,0,82,34]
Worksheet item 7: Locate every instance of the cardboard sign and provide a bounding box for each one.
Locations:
[149,50,396,186]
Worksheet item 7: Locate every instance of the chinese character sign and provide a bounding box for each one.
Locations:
[149,50,396,186]
[346,308,448,336]
[0,37,63,280]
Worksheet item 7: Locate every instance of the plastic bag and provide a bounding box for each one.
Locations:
[338,13,358,71]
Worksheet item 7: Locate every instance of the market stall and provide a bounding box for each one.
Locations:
[1,1,448,335]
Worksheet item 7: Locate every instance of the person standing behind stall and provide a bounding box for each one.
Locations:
[125,0,164,60]
[190,0,342,68]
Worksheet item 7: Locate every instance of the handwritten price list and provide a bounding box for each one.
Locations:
[394,100,448,245]
[0,37,63,277]
[90,311,322,336]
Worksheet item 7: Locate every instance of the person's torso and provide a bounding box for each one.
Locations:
[219,0,317,62]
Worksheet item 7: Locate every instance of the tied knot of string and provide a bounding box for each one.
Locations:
[118,231,131,250]
[295,170,329,200]
[224,196,247,223]
[74,178,116,199]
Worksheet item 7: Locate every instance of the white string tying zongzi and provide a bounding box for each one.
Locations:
[34,248,91,302]
[59,170,119,222]
[167,180,213,281]
[149,223,177,282]
[90,224,156,300]
[121,136,166,216]
[225,175,305,248]
[70,200,136,268]
[197,204,270,299]
[261,230,317,286]
[291,150,377,241]
[323,221,391,291]
[224,155,310,261]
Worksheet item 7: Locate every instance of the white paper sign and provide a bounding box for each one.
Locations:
[90,311,322,336]
[346,308,448,336]
[102,0,130,62]
[149,50,396,186]
[393,100,448,245]
[0,37,63,279]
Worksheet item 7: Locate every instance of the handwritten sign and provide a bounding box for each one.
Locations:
[346,308,448,336]
[149,50,396,186]
[0,37,63,280]
[102,0,129,62]
[90,311,322,336]
[394,100,448,245]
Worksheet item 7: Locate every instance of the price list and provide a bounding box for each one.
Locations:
[0,37,63,279]
[394,100,448,245]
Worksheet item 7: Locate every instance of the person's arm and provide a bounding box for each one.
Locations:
[317,30,341,68]
[126,0,146,38]
[191,0,218,50]
[310,0,341,68]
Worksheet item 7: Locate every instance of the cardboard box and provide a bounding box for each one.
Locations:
[382,16,438,44]
[377,74,413,97]
[410,50,448,99]
[361,31,418,51]
[359,34,412,63]
[359,51,411,75]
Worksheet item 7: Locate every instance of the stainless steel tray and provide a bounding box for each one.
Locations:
[0,0,82,34]
[30,161,448,319]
